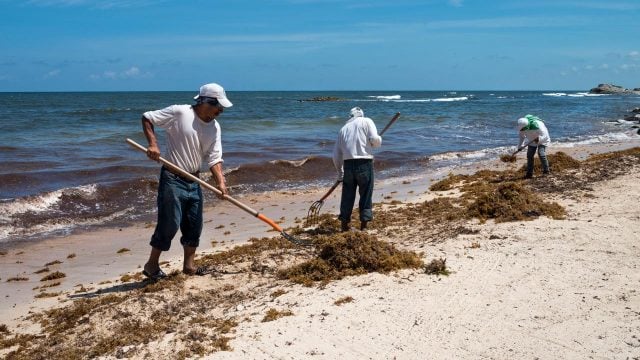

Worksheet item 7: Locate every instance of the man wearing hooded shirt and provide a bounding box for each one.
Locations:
[141,83,232,280]
[333,107,382,231]
[517,114,551,179]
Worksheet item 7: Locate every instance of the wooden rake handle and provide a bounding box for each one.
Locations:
[318,179,342,202]
[319,113,401,202]
[126,138,285,234]
[512,138,538,156]
[379,112,401,136]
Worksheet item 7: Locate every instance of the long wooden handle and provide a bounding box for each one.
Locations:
[380,112,401,135]
[126,138,285,233]
[318,180,341,202]
[512,138,538,155]
[323,113,400,201]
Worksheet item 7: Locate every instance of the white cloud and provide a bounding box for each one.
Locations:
[90,66,150,80]
[44,69,61,78]
[449,0,463,7]
[123,66,140,77]
[628,51,640,60]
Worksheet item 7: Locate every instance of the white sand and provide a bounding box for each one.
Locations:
[1,139,639,359]
[207,169,640,359]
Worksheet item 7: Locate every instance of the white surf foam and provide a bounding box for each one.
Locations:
[0,184,97,222]
[543,92,610,98]
[0,206,134,243]
[431,97,468,102]
[368,95,402,100]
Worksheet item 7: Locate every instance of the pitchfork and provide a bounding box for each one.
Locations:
[305,112,401,226]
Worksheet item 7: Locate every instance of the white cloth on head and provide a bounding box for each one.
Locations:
[518,116,551,148]
[143,105,223,173]
[332,114,382,179]
[517,117,528,130]
[350,107,364,118]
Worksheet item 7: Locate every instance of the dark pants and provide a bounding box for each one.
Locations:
[150,167,203,251]
[339,159,374,223]
[526,145,550,177]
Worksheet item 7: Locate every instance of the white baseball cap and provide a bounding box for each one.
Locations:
[194,83,233,108]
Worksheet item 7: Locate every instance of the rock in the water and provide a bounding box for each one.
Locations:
[590,83,624,93]
[298,96,343,102]
[624,114,640,122]
[589,83,640,95]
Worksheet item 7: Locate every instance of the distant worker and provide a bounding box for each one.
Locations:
[332,107,382,231]
[517,114,551,179]
[141,83,232,280]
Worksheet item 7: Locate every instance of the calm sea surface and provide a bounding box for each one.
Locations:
[0,90,638,245]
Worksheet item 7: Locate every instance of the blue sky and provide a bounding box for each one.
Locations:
[0,0,639,91]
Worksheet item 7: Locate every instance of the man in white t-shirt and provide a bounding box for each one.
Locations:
[332,107,382,231]
[141,83,232,280]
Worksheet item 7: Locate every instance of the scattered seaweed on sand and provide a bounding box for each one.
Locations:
[34,292,61,299]
[44,260,62,266]
[500,154,517,163]
[4,148,638,359]
[467,182,565,223]
[4,280,242,359]
[116,248,130,254]
[34,267,50,274]
[278,232,424,286]
[66,253,76,259]
[529,147,640,196]
[262,308,293,322]
[40,271,66,282]
[270,289,287,299]
[518,151,581,174]
[334,296,354,306]
[424,258,449,275]
[40,281,61,288]
[6,276,29,282]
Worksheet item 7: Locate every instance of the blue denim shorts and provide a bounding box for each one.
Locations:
[150,167,203,251]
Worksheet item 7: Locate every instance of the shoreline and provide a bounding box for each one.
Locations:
[1,139,638,324]
[0,129,640,253]
[1,138,639,358]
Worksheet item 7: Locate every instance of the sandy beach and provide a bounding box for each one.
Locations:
[1,140,639,359]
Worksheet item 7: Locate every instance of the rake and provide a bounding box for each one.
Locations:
[126,138,309,246]
[305,112,401,226]
[500,138,537,163]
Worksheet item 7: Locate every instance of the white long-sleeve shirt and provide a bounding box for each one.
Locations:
[518,117,551,148]
[332,116,382,178]
[143,104,223,173]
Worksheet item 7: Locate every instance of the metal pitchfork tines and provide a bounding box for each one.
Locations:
[306,180,341,226]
